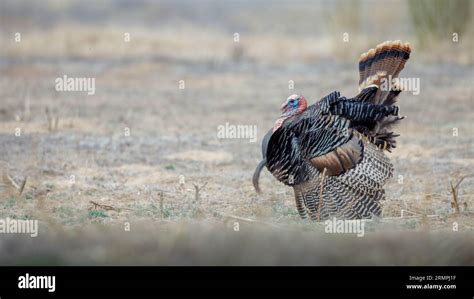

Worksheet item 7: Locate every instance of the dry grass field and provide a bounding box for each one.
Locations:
[0,0,473,265]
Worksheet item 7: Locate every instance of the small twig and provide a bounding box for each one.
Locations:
[89,200,155,213]
[382,214,440,221]
[449,174,473,214]
[192,182,208,203]
[401,209,424,218]
[453,176,467,190]
[19,176,27,196]
[3,174,27,196]
[5,174,20,190]
[89,201,116,211]
[450,181,461,214]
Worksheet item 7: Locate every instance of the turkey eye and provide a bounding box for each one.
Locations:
[289,100,296,104]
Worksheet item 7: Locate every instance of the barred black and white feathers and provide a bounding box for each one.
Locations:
[252,41,412,221]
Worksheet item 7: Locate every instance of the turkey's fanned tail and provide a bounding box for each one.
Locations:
[352,40,412,151]
[358,40,411,105]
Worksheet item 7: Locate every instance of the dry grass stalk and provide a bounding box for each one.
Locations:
[159,191,164,217]
[89,200,117,211]
[2,172,27,197]
[3,173,20,190]
[193,182,207,203]
[89,200,147,213]
[18,176,27,195]
[449,174,473,214]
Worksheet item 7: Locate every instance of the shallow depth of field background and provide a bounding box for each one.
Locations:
[0,0,473,265]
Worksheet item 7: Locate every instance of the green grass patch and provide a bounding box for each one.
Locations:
[88,210,108,218]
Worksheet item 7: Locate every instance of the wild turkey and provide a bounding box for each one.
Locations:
[253,41,411,221]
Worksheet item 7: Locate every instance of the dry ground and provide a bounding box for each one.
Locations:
[0,0,473,265]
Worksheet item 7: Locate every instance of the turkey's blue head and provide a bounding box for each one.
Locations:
[273,94,308,132]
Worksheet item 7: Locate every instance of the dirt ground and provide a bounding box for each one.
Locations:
[0,0,473,265]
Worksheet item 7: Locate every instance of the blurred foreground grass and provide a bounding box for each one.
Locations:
[1,220,474,266]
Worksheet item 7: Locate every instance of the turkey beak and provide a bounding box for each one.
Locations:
[281,102,288,112]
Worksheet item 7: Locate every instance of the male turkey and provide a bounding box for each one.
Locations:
[253,41,411,221]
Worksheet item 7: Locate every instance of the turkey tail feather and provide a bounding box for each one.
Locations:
[358,40,411,105]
